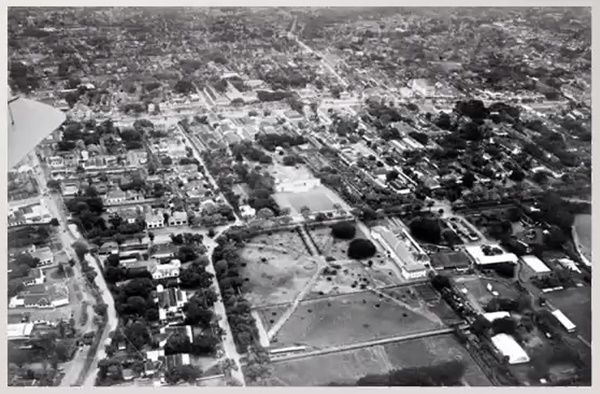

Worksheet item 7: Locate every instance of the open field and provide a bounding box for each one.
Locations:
[273,186,347,215]
[263,290,445,349]
[239,241,318,306]
[266,334,491,386]
[545,286,591,343]
[249,229,310,256]
[308,260,399,299]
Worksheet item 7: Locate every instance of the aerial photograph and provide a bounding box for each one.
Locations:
[6,6,592,387]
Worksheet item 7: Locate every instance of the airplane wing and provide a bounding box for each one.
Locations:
[8,96,66,168]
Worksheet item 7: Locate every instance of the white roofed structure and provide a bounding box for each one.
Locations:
[491,333,530,365]
[465,245,518,266]
[483,311,511,322]
[521,255,551,273]
[551,309,577,333]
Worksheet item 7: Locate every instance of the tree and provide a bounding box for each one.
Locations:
[331,222,356,239]
[124,319,150,349]
[430,274,451,292]
[148,231,155,243]
[165,365,202,385]
[386,170,400,183]
[72,241,89,261]
[491,317,518,336]
[409,217,442,244]
[347,239,377,260]
[462,171,475,188]
[49,218,60,226]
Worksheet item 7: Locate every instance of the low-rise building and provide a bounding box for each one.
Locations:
[151,259,181,280]
[371,225,429,280]
[465,245,518,266]
[146,211,165,229]
[491,333,530,365]
[168,211,188,227]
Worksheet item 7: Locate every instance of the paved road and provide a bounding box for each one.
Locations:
[28,152,119,387]
[81,252,119,387]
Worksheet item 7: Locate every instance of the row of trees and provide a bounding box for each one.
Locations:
[212,231,260,353]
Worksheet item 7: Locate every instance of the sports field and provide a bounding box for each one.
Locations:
[273,186,347,215]
[265,290,444,349]
[266,334,491,386]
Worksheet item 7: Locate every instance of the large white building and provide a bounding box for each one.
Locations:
[491,333,530,365]
[521,255,551,273]
[371,225,429,280]
[465,245,518,266]
[274,178,321,193]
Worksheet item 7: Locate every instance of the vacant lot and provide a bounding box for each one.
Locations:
[545,286,591,343]
[267,291,444,349]
[274,186,347,215]
[250,230,309,256]
[239,242,318,307]
[267,335,490,386]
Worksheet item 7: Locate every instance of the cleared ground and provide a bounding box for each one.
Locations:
[239,240,318,306]
[263,291,444,349]
[266,334,491,386]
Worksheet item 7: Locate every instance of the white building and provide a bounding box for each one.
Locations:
[371,226,429,280]
[168,211,188,227]
[151,259,181,280]
[31,246,54,266]
[465,245,518,266]
[240,205,256,220]
[146,211,165,229]
[551,309,577,333]
[491,333,530,365]
[7,323,35,341]
[410,78,436,97]
[483,311,511,323]
[521,255,551,274]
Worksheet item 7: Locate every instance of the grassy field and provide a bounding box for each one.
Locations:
[545,286,591,343]
[266,335,491,386]
[239,242,318,306]
[308,260,398,299]
[266,290,444,349]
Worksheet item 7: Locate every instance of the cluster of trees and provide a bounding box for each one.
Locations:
[484,294,531,314]
[349,360,466,386]
[256,90,294,102]
[164,332,220,357]
[212,234,260,353]
[329,116,359,137]
[347,238,377,260]
[231,141,272,164]
[110,278,159,323]
[255,133,307,151]
[9,61,40,93]
[8,225,51,249]
[174,79,195,94]
[282,155,302,166]
[531,267,575,290]
[164,365,202,385]
[8,253,42,297]
[409,216,442,244]
[66,186,106,234]
[179,259,213,289]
